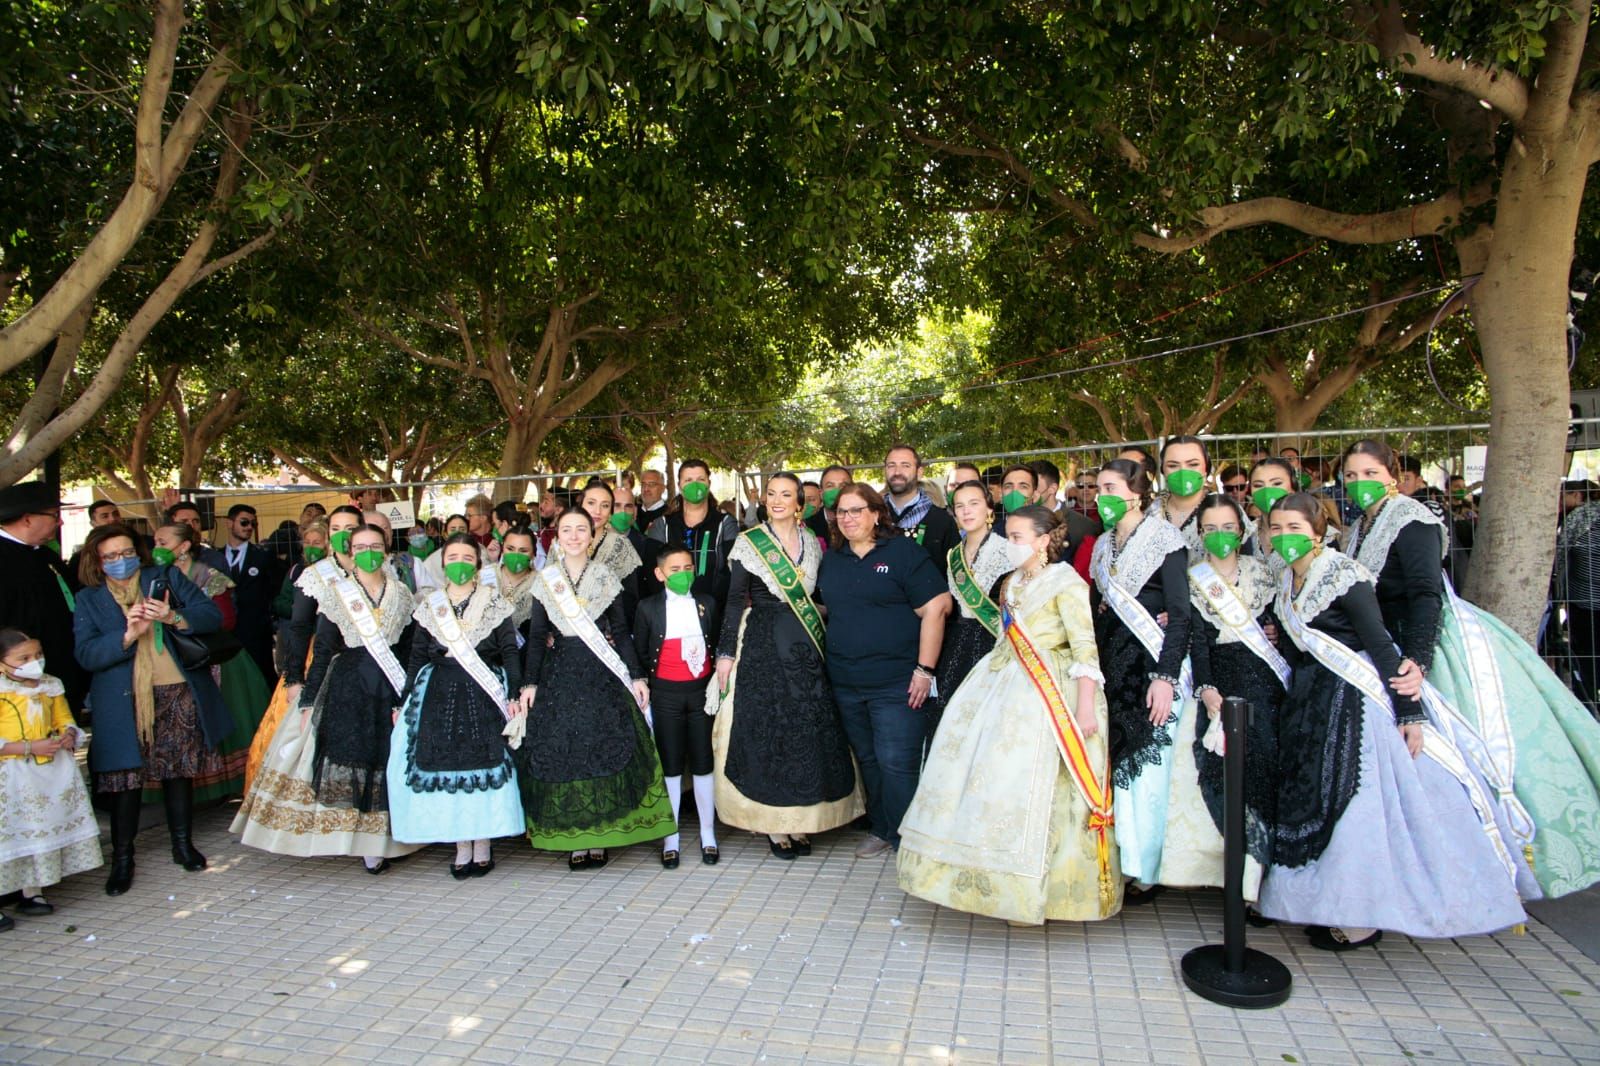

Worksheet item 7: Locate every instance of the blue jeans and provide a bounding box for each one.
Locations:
[832,680,926,846]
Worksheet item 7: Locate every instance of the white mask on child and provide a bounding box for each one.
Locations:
[9,659,45,681]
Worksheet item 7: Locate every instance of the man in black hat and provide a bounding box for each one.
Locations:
[0,482,88,719]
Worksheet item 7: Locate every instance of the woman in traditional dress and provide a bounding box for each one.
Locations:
[390,534,528,878]
[231,525,417,873]
[1154,435,1214,558]
[1163,494,1283,900]
[713,474,863,860]
[1246,458,1298,562]
[937,480,1015,705]
[0,628,101,926]
[74,524,226,895]
[1088,458,1190,902]
[898,506,1119,924]
[149,522,273,803]
[579,483,644,620]
[517,508,675,870]
[1261,492,1528,949]
[1340,438,1600,898]
[490,527,539,630]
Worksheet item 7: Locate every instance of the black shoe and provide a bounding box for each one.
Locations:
[0,912,11,932]
[17,896,53,916]
[701,845,719,865]
[0,891,20,906]
[1245,909,1274,928]
[450,860,473,880]
[568,852,590,871]
[769,838,796,861]
[587,849,607,869]
[470,848,495,877]
[365,859,392,876]
[661,849,680,869]
[105,788,141,897]
[791,835,812,856]
[1122,883,1164,906]
[1309,926,1383,952]
[162,778,207,871]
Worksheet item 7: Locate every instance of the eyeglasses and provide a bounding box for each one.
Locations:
[835,506,872,518]
[99,549,139,562]
[1225,483,1249,493]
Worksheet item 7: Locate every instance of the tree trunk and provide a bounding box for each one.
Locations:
[1463,131,1592,640]
[494,417,552,503]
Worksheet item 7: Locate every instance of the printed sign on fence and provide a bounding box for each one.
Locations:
[1462,445,1487,486]
[380,500,415,530]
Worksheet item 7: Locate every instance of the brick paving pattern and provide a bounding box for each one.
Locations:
[2,807,1598,1064]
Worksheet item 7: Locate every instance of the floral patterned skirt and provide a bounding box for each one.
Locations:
[94,683,207,793]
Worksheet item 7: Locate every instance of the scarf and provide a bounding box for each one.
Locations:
[889,490,933,532]
[109,578,159,749]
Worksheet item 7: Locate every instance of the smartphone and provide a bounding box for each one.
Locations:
[147,574,171,603]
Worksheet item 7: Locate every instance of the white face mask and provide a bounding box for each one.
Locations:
[1006,539,1040,567]
[9,659,45,681]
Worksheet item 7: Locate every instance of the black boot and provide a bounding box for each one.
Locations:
[105,789,142,896]
[163,778,207,871]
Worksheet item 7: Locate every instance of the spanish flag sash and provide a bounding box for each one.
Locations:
[1003,600,1115,912]
[744,527,826,654]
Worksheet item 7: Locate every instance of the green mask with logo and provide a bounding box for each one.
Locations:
[821,488,841,509]
[664,571,694,595]
[1165,469,1205,497]
[1001,489,1029,514]
[330,530,353,556]
[354,549,386,573]
[151,547,176,567]
[1345,479,1388,510]
[1252,487,1289,516]
[443,561,477,585]
[1202,531,1241,560]
[303,546,328,564]
[501,551,531,574]
[802,503,818,520]
[681,481,709,505]
[1272,533,1315,564]
[608,511,633,533]
[1096,494,1130,530]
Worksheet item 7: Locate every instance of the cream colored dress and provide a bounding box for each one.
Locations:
[897,563,1122,924]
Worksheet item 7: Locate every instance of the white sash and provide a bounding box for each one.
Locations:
[540,567,635,691]
[1189,560,1290,689]
[1278,572,1523,885]
[1091,549,1192,696]
[328,569,407,697]
[421,589,507,713]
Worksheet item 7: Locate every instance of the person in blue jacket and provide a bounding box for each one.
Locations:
[73,523,226,897]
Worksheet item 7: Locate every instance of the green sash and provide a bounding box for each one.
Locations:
[948,543,1001,638]
[743,527,826,654]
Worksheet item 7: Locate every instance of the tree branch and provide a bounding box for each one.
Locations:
[1369,3,1529,124]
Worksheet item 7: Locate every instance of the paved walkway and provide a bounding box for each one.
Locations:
[2,806,1598,1065]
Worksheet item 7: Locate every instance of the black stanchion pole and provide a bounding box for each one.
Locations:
[1180,696,1292,1009]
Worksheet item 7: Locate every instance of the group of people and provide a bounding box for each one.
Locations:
[2,437,1599,957]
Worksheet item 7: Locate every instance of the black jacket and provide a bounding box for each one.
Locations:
[633,590,719,681]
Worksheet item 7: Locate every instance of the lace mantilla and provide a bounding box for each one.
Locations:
[531,559,623,634]
[1345,492,1446,573]
[730,525,820,598]
[413,582,514,648]
[1280,549,1372,637]
[948,531,1015,620]
[1189,555,1276,645]
[494,566,537,626]
[300,564,414,649]
[1091,511,1185,597]
[590,528,642,581]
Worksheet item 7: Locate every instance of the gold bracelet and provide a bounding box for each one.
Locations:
[23,740,32,757]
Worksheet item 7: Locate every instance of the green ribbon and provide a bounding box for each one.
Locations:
[948,542,1001,638]
[744,527,826,653]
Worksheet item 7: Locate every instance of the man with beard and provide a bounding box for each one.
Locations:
[882,444,958,577]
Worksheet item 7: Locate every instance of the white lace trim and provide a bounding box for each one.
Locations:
[947,532,1015,620]
[730,526,820,598]
[1189,555,1277,645]
[494,566,537,626]
[1067,662,1106,685]
[590,528,642,581]
[1281,549,1373,636]
[1346,492,1446,573]
[0,674,65,699]
[1090,511,1186,596]
[413,582,514,648]
[531,560,623,635]
[302,566,414,649]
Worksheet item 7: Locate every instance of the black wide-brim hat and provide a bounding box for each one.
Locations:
[0,481,63,523]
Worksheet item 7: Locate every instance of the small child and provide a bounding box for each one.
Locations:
[633,545,720,867]
[0,628,102,929]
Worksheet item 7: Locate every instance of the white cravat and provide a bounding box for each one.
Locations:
[664,590,707,676]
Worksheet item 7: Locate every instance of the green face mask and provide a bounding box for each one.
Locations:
[303,546,328,564]
[151,547,176,567]
[1202,531,1241,560]
[1452,488,1468,501]
[492,528,505,544]
[1165,469,1205,498]
[681,481,709,505]
[330,530,353,556]
[664,571,694,595]
[1252,486,1289,516]
[608,511,633,533]
[407,538,432,559]
[443,560,478,586]
[501,550,531,574]
[1297,471,1313,490]
[1001,489,1029,514]
[1345,479,1388,510]
[821,487,841,509]
[802,503,818,520]
[354,549,386,573]
[1272,533,1315,564]
[1096,494,1130,530]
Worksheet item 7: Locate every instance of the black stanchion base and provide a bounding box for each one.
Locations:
[1180,945,1293,1009]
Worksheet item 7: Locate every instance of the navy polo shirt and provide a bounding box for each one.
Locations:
[816,534,947,690]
